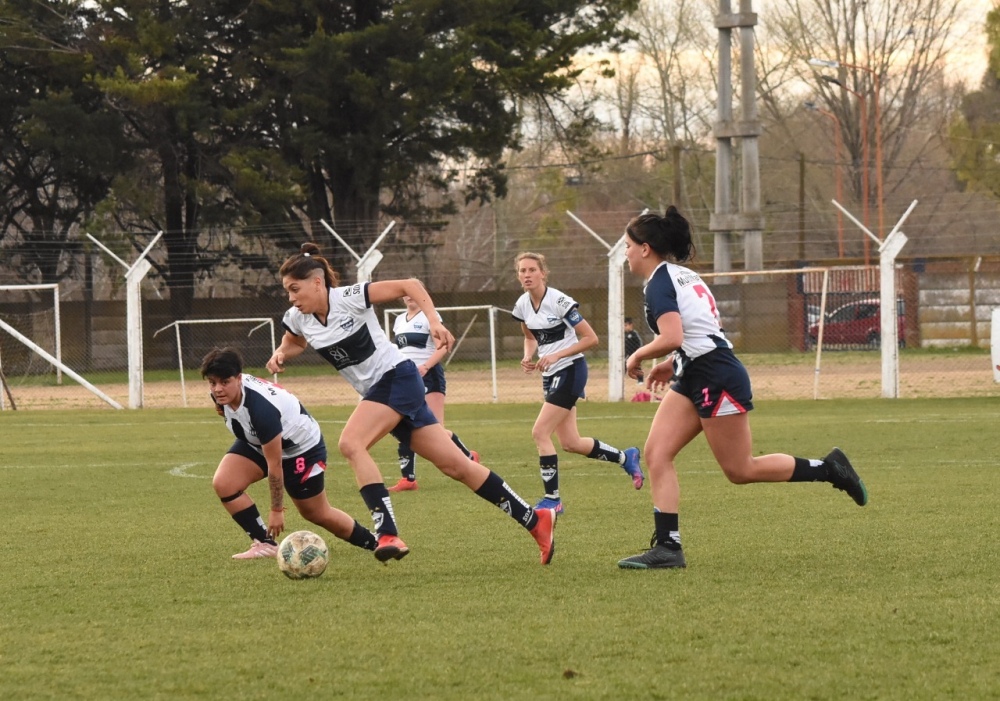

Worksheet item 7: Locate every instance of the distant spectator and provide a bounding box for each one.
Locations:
[624,317,644,384]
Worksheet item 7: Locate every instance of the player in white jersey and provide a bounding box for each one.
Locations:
[512,251,644,515]
[200,348,379,561]
[616,207,868,570]
[265,243,556,565]
[388,295,480,492]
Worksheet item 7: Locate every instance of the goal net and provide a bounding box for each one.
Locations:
[0,285,62,409]
[383,305,503,402]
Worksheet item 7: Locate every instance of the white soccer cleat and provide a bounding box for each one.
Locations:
[232,539,278,559]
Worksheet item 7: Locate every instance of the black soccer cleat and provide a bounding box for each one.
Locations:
[617,537,686,570]
[824,447,868,506]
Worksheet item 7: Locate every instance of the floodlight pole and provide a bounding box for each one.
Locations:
[831,199,915,398]
[87,231,162,408]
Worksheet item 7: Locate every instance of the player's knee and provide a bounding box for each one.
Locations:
[337,435,365,462]
[720,463,753,484]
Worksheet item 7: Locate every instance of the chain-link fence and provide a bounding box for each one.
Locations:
[2,220,999,410]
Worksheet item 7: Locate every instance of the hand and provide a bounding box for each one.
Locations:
[535,354,556,373]
[521,356,537,373]
[267,509,285,540]
[626,354,643,380]
[430,322,455,354]
[417,364,428,377]
[646,359,675,394]
[266,350,286,374]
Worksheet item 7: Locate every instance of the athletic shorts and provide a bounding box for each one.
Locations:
[227,438,328,500]
[670,348,754,419]
[542,357,588,410]
[422,363,446,395]
[364,359,439,449]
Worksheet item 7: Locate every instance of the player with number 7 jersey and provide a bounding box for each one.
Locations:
[618,206,868,571]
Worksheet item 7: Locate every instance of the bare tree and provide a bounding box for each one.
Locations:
[761,0,969,232]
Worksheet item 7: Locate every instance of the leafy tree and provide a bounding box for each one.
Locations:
[0,0,131,283]
[234,0,639,270]
[951,6,1000,198]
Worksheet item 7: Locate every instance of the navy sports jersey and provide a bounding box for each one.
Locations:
[221,374,323,459]
[282,283,406,395]
[512,286,585,377]
[644,261,732,373]
[392,309,440,365]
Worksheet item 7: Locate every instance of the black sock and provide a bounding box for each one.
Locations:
[654,511,681,549]
[474,470,536,529]
[231,504,275,545]
[450,432,472,458]
[789,456,829,482]
[539,454,559,499]
[587,438,624,464]
[346,520,378,551]
[360,483,399,536]
[397,443,416,481]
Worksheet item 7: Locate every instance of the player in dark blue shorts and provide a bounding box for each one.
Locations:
[264,243,556,565]
[513,251,644,515]
[616,207,868,570]
[388,294,480,492]
[201,348,378,560]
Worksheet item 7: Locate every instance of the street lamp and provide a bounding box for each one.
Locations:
[819,74,870,265]
[808,57,884,241]
[804,101,845,258]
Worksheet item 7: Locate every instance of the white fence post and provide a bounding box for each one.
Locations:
[831,200,916,399]
[87,232,162,409]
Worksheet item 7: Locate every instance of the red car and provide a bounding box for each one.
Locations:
[809,298,905,348]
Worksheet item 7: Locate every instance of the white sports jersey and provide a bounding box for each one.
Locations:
[222,374,323,459]
[511,286,585,376]
[282,283,405,396]
[643,261,732,370]
[392,309,440,365]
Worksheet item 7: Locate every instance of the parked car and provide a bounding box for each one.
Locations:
[808,298,905,348]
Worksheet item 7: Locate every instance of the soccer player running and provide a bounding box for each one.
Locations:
[265,243,556,564]
[618,207,868,570]
[387,294,479,492]
[202,347,379,560]
[513,251,644,515]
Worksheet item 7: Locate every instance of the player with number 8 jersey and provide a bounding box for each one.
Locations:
[201,347,380,561]
[617,207,869,571]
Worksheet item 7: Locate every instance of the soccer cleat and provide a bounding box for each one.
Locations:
[470,450,480,463]
[387,478,418,493]
[374,534,410,563]
[535,496,564,515]
[232,539,278,560]
[824,447,868,506]
[617,542,686,569]
[622,447,645,490]
[530,507,557,565]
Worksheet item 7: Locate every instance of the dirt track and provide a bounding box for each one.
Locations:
[3,355,997,411]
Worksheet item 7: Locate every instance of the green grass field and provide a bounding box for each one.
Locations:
[1,399,997,699]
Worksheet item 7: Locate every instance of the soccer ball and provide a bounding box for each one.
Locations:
[277,530,329,579]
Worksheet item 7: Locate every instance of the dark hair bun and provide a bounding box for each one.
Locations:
[300,241,322,256]
[664,205,679,217]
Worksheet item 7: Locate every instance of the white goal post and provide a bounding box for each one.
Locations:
[383,304,501,402]
[153,318,277,407]
[0,283,62,384]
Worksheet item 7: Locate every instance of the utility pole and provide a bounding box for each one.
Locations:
[710,0,764,273]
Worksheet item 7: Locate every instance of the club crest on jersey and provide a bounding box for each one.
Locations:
[324,345,351,366]
[546,316,560,324]
[340,318,355,332]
